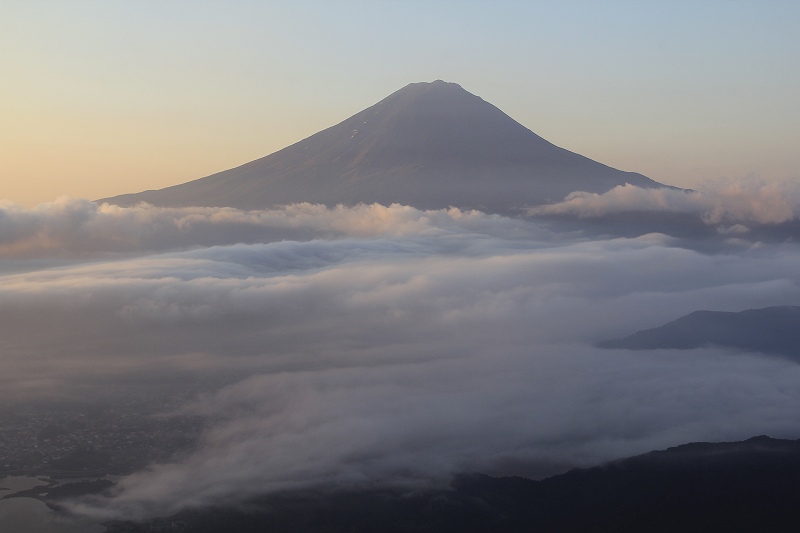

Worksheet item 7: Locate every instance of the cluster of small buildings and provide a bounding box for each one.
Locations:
[0,397,203,478]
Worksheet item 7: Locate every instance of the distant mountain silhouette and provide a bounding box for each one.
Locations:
[599,305,800,358]
[104,435,800,533]
[99,81,667,214]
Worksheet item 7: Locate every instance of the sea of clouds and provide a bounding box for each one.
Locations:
[2,180,800,518]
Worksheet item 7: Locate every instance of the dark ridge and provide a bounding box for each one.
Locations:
[103,435,800,533]
[599,305,800,358]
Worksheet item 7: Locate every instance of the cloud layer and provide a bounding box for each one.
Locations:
[0,198,523,260]
[529,178,800,226]
[1,193,800,518]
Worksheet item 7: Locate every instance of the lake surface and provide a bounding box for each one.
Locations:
[0,476,104,533]
[0,475,50,493]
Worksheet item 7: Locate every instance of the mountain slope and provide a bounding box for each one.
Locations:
[104,435,800,533]
[99,81,666,213]
[599,305,800,358]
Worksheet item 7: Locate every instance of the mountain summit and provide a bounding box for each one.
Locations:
[100,81,667,213]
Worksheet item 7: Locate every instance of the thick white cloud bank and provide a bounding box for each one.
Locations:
[0,198,518,260]
[529,178,800,226]
[1,196,800,518]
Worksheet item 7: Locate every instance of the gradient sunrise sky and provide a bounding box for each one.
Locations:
[2,0,799,206]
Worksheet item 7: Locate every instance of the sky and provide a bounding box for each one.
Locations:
[2,0,800,206]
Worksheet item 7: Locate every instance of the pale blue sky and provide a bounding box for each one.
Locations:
[2,0,799,205]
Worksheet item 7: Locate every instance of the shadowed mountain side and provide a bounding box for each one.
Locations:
[103,436,800,533]
[531,210,718,240]
[528,211,800,252]
[99,81,666,214]
[599,306,800,358]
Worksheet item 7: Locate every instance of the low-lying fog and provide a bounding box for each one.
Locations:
[2,178,799,519]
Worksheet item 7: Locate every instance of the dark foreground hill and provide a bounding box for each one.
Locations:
[99,81,666,214]
[599,305,800,358]
[103,435,800,533]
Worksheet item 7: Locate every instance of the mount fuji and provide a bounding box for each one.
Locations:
[100,80,668,214]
